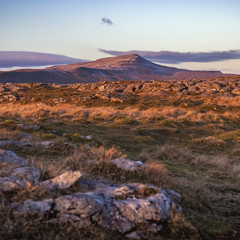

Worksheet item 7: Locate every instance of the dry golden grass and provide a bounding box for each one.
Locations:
[229,164,240,185]
[63,145,167,185]
[190,136,226,148]
[231,145,240,155]
[138,149,151,162]
[155,144,195,163]
[165,211,199,240]
[141,161,168,185]
[63,145,124,171]
[210,155,230,169]
[27,156,68,180]
[0,103,239,123]
[206,96,240,106]
[90,145,125,162]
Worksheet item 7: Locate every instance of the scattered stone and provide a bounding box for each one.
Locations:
[39,140,56,148]
[53,98,67,103]
[17,124,41,131]
[0,140,32,147]
[110,158,143,171]
[11,167,41,186]
[3,94,18,101]
[41,171,83,190]
[85,135,92,140]
[0,149,26,166]
[39,141,77,150]
[72,134,93,141]
[98,85,106,92]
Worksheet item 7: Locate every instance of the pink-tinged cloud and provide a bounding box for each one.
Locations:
[99,49,240,64]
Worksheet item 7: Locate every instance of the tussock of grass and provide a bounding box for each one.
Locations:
[231,145,240,155]
[190,136,226,148]
[63,145,168,186]
[156,144,195,163]
[163,211,199,240]
[229,165,240,185]
[140,161,168,185]
[218,129,240,142]
[63,145,124,171]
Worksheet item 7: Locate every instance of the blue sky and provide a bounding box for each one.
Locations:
[1,0,240,73]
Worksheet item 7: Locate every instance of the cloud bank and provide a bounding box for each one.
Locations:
[0,51,84,68]
[99,49,240,64]
[101,18,113,26]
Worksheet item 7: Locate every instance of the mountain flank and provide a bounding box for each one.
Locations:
[0,54,229,83]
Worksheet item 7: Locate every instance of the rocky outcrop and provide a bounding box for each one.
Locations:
[0,150,82,192]
[1,76,240,105]
[11,182,181,239]
[0,149,181,239]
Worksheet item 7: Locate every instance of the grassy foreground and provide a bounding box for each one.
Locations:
[0,80,240,239]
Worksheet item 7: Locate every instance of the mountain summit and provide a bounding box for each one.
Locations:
[0,54,226,84]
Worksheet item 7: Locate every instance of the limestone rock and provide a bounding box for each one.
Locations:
[110,158,143,171]
[39,141,55,148]
[41,171,82,190]
[16,124,41,131]
[11,167,41,185]
[0,140,32,147]
[85,135,92,140]
[0,176,26,192]
[12,199,53,213]
[98,85,106,92]
[10,181,181,239]
[0,149,26,166]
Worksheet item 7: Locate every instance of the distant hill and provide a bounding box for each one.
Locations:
[0,54,229,83]
[0,51,84,68]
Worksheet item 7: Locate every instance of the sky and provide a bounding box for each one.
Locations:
[1,0,240,73]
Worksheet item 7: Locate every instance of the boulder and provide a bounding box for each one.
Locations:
[12,182,181,239]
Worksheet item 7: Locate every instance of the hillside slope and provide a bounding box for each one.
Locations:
[0,54,226,83]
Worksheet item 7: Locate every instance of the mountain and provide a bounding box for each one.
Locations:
[0,54,227,84]
[0,51,84,68]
